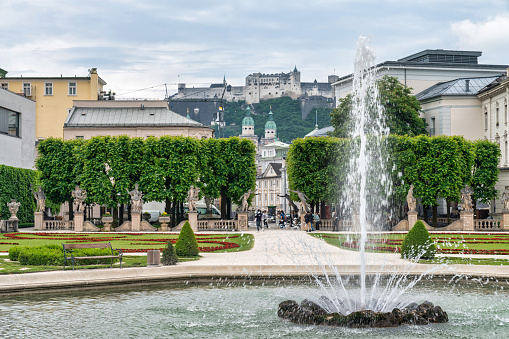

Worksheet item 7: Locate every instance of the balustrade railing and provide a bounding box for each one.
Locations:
[197,219,237,231]
[43,220,74,230]
[474,219,500,230]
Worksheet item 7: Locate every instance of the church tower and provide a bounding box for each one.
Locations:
[264,107,277,139]
[239,105,258,148]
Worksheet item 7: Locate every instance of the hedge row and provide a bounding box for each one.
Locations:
[0,165,38,223]
[9,245,119,266]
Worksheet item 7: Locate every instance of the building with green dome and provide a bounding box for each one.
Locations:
[239,105,258,148]
[261,107,277,146]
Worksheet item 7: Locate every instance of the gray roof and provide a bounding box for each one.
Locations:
[415,76,501,101]
[305,125,334,137]
[64,104,208,128]
[398,49,482,64]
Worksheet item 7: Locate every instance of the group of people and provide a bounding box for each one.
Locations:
[304,210,322,232]
[254,209,269,231]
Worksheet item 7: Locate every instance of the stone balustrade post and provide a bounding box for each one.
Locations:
[131,212,141,232]
[74,212,84,232]
[407,211,418,231]
[237,211,249,231]
[460,211,474,231]
[34,212,43,230]
[188,211,198,232]
[502,212,509,231]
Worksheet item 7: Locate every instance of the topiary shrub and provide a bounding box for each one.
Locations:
[175,221,199,257]
[401,220,436,260]
[161,240,178,265]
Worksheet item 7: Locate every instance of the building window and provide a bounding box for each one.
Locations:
[484,109,488,131]
[506,141,508,166]
[75,136,84,139]
[68,82,77,95]
[1,83,8,90]
[45,83,53,96]
[23,83,31,96]
[496,103,500,126]
[429,117,436,136]
[0,107,20,137]
[505,100,508,126]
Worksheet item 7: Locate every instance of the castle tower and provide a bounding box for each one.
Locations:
[264,107,277,140]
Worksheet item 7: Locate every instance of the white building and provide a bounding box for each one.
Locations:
[333,49,508,103]
[0,87,36,169]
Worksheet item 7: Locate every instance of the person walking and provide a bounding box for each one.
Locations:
[304,211,313,232]
[262,210,268,230]
[255,209,262,232]
[313,212,321,231]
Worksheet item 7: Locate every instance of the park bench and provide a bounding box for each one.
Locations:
[62,242,123,270]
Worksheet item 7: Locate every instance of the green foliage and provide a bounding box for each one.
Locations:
[221,98,332,142]
[36,138,83,207]
[161,240,178,265]
[331,76,428,138]
[0,165,38,223]
[287,137,348,205]
[471,140,501,205]
[400,220,436,259]
[175,221,199,257]
[9,245,118,266]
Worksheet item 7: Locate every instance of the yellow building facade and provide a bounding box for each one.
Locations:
[0,68,106,138]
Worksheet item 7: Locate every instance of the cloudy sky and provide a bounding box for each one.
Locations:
[2,0,509,99]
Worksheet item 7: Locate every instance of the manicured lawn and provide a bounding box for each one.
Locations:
[310,232,509,256]
[0,232,254,253]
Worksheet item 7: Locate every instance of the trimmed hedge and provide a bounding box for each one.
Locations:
[161,240,178,265]
[0,165,38,223]
[8,245,118,266]
[175,221,199,257]
[400,220,437,260]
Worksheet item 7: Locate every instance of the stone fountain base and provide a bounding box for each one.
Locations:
[278,299,448,328]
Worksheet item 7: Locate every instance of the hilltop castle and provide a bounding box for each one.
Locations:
[172,67,338,104]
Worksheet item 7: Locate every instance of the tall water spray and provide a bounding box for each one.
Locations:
[343,37,391,308]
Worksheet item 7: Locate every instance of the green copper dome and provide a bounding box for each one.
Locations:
[242,106,254,126]
[265,109,277,130]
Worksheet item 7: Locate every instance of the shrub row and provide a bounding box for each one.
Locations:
[0,165,38,223]
[9,245,118,266]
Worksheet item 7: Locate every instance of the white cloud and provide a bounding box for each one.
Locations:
[451,15,509,48]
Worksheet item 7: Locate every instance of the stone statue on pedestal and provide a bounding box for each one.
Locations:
[186,185,200,212]
[31,185,46,213]
[127,183,143,213]
[71,185,87,212]
[460,186,474,213]
[502,186,509,213]
[7,199,20,219]
[290,190,310,213]
[406,185,417,212]
[239,189,253,212]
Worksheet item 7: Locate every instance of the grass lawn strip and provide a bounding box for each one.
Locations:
[311,232,509,257]
[0,232,254,253]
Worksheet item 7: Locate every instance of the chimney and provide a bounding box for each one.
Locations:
[465,79,470,92]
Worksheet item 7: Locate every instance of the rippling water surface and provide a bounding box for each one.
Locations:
[0,280,508,338]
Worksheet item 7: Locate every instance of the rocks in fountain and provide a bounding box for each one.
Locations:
[278,299,448,328]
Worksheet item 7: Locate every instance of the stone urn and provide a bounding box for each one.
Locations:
[102,215,113,232]
[159,215,170,231]
[142,213,151,222]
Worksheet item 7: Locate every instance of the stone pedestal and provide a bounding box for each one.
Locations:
[300,214,307,231]
[460,211,474,231]
[34,212,43,230]
[407,211,418,231]
[237,212,249,231]
[502,213,509,231]
[74,212,84,232]
[188,211,198,232]
[131,212,141,232]
[147,250,161,266]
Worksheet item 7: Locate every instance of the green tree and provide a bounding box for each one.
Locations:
[331,75,428,137]
[36,138,84,220]
[471,140,501,212]
[161,240,178,265]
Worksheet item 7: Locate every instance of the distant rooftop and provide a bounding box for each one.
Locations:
[415,76,501,101]
[64,100,210,129]
[398,49,482,64]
